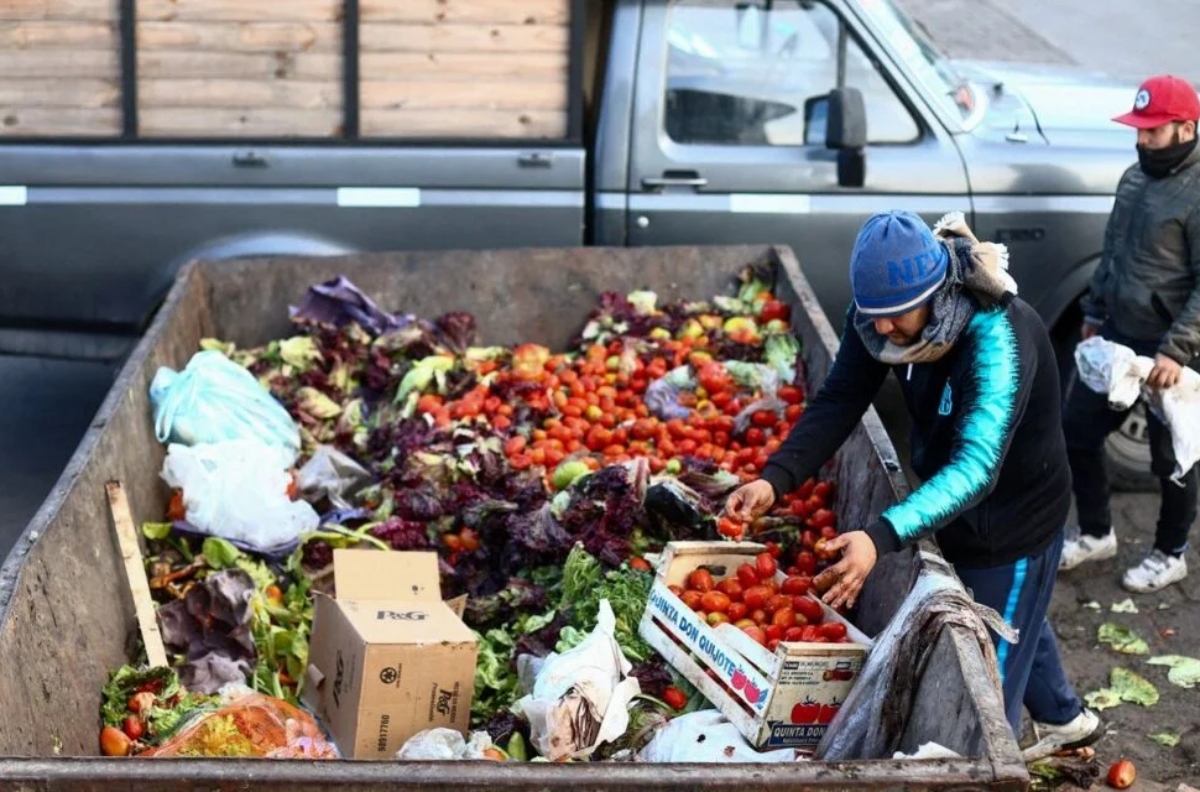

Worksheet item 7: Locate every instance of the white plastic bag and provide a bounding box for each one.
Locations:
[151,350,301,461]
[514,600,641,761]
[637,710,797,763]
[161,439,319,551]
[295,445,372,510]
[395,728,494,760]
[1075,337,1200,482]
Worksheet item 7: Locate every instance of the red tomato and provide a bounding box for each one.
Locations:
[760,299,790,324]
[737,563,760,588]
[742,585,772,610]
[727,602,749,622]
[766,638,781,652]
[772,607,796,629]
[764,594,791,615]
[794,551,817,577]
[795,596,825,624]
[681,590,704,611]
[663,686,688,711]
[718,517,745,540]
[810,508,836,530]
[765,540,782,558]
[813,480,833,500]
[667,584,683,597]
[819,622,848,642]
[800,625,821,642]
[687,568,715,593]
[700,591,731,614]
[784,626,804,642]
[781,576,807,595]
[756,552,777,580]
[777,384,803,404]
[765,624,784,643]
[745,427,766,446]
[750,410,776,428]
[716,579,744,601]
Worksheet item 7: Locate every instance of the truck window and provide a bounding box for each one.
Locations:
[663,0,919,147]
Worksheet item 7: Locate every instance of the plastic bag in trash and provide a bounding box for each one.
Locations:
[816,556,1014,761]
[637,710,797,763]
[514,600,641,761]
[643,366,696,421]
[161,439,320,552]
[151,350,301,459]
[395,728,494,760]
[139,692,339,758]
[1076,337,1200,482]
[295,445,372,510]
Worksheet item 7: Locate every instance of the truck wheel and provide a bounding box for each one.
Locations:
[1105,404,1156,492]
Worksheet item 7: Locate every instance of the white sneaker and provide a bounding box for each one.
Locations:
[1122,549,1187,593]
[1022,708,1105,761]
[1058,525,1117,571]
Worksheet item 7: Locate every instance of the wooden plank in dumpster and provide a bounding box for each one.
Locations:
[0,244,1028,790]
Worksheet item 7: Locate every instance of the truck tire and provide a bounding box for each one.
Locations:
[1105,403,1157,492]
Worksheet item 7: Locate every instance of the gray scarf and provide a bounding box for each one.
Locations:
[855,213,1018,366]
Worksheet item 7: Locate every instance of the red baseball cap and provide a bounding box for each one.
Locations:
[1114,75,1200,129]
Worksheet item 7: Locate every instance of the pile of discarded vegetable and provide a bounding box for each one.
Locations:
[99,265,848,760]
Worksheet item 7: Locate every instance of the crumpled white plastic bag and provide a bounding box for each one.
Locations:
[637,710,797,763]
[395,728,493,760]
[294,445,372,510]
[161,439,320,551]
[1075,337,1200,482]
[514,600,641,761]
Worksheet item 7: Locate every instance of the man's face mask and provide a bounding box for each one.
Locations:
[1137,123,1198,178]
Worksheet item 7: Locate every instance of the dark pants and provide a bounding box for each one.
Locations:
[1062,329,1197,555]
[957,532,1081,733]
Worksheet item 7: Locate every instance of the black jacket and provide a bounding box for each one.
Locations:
[1082,146,1200,365]
[761,298,1070,568]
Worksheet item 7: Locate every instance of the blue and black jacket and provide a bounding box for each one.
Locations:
[761,298,1071,568]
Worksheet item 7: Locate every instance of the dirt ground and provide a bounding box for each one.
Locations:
[1048,491,1200,788]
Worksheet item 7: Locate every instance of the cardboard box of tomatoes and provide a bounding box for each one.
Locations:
[639,541,872,751]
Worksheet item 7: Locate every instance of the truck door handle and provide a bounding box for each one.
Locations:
[642,172,708,190]
[232,151,269,168]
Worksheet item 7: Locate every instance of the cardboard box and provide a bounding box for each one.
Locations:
[304,549,478,759]
[638,542,872,751]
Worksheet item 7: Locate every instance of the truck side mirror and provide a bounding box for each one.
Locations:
[826,87,867,188]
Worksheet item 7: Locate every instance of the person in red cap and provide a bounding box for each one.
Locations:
[1060,75,1200,592]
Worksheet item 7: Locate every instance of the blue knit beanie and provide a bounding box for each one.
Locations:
[850,211,949,317]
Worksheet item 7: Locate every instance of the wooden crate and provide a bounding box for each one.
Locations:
[135,0,344,137]
[0,0,122,136]
[359,0,570,139]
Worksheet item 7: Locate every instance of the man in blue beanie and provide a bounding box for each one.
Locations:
[727,210,1102,759]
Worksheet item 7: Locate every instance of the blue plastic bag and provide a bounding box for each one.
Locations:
[150,350,301,460]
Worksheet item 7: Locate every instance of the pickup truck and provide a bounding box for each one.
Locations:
[0,0,1146,476]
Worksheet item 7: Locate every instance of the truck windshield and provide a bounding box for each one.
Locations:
[855,0,976,123]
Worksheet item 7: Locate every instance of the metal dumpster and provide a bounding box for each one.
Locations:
[0,244,1028,790]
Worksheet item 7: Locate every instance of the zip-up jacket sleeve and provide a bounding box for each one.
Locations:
[761,311,888,499]
[1158,205,1200,364]
[864,308,1033,554]
[1080,169,1133,323]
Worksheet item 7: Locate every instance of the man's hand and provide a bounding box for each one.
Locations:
[812,532,877,610]
[725,480,775,522]
[1080,321,1100,341]
[1147,353,1184,390]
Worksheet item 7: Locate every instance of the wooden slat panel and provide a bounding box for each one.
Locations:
[362,0,568,24]
[360,22,568,52]
[361,80,566,110]
[138,21,340,52]
[140,107,342,137]
[137,0,341,23]
[0,79,119,108]
[138,51,341,81]
[0,106,121,136]
[0,49,119,78]
[361,108,567,139]
[0,0,118,21]
[0,21,116,49]
[361,51,567,80]
[139,79,340,109]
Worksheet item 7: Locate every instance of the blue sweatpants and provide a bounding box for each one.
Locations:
[955,531,1082,734]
